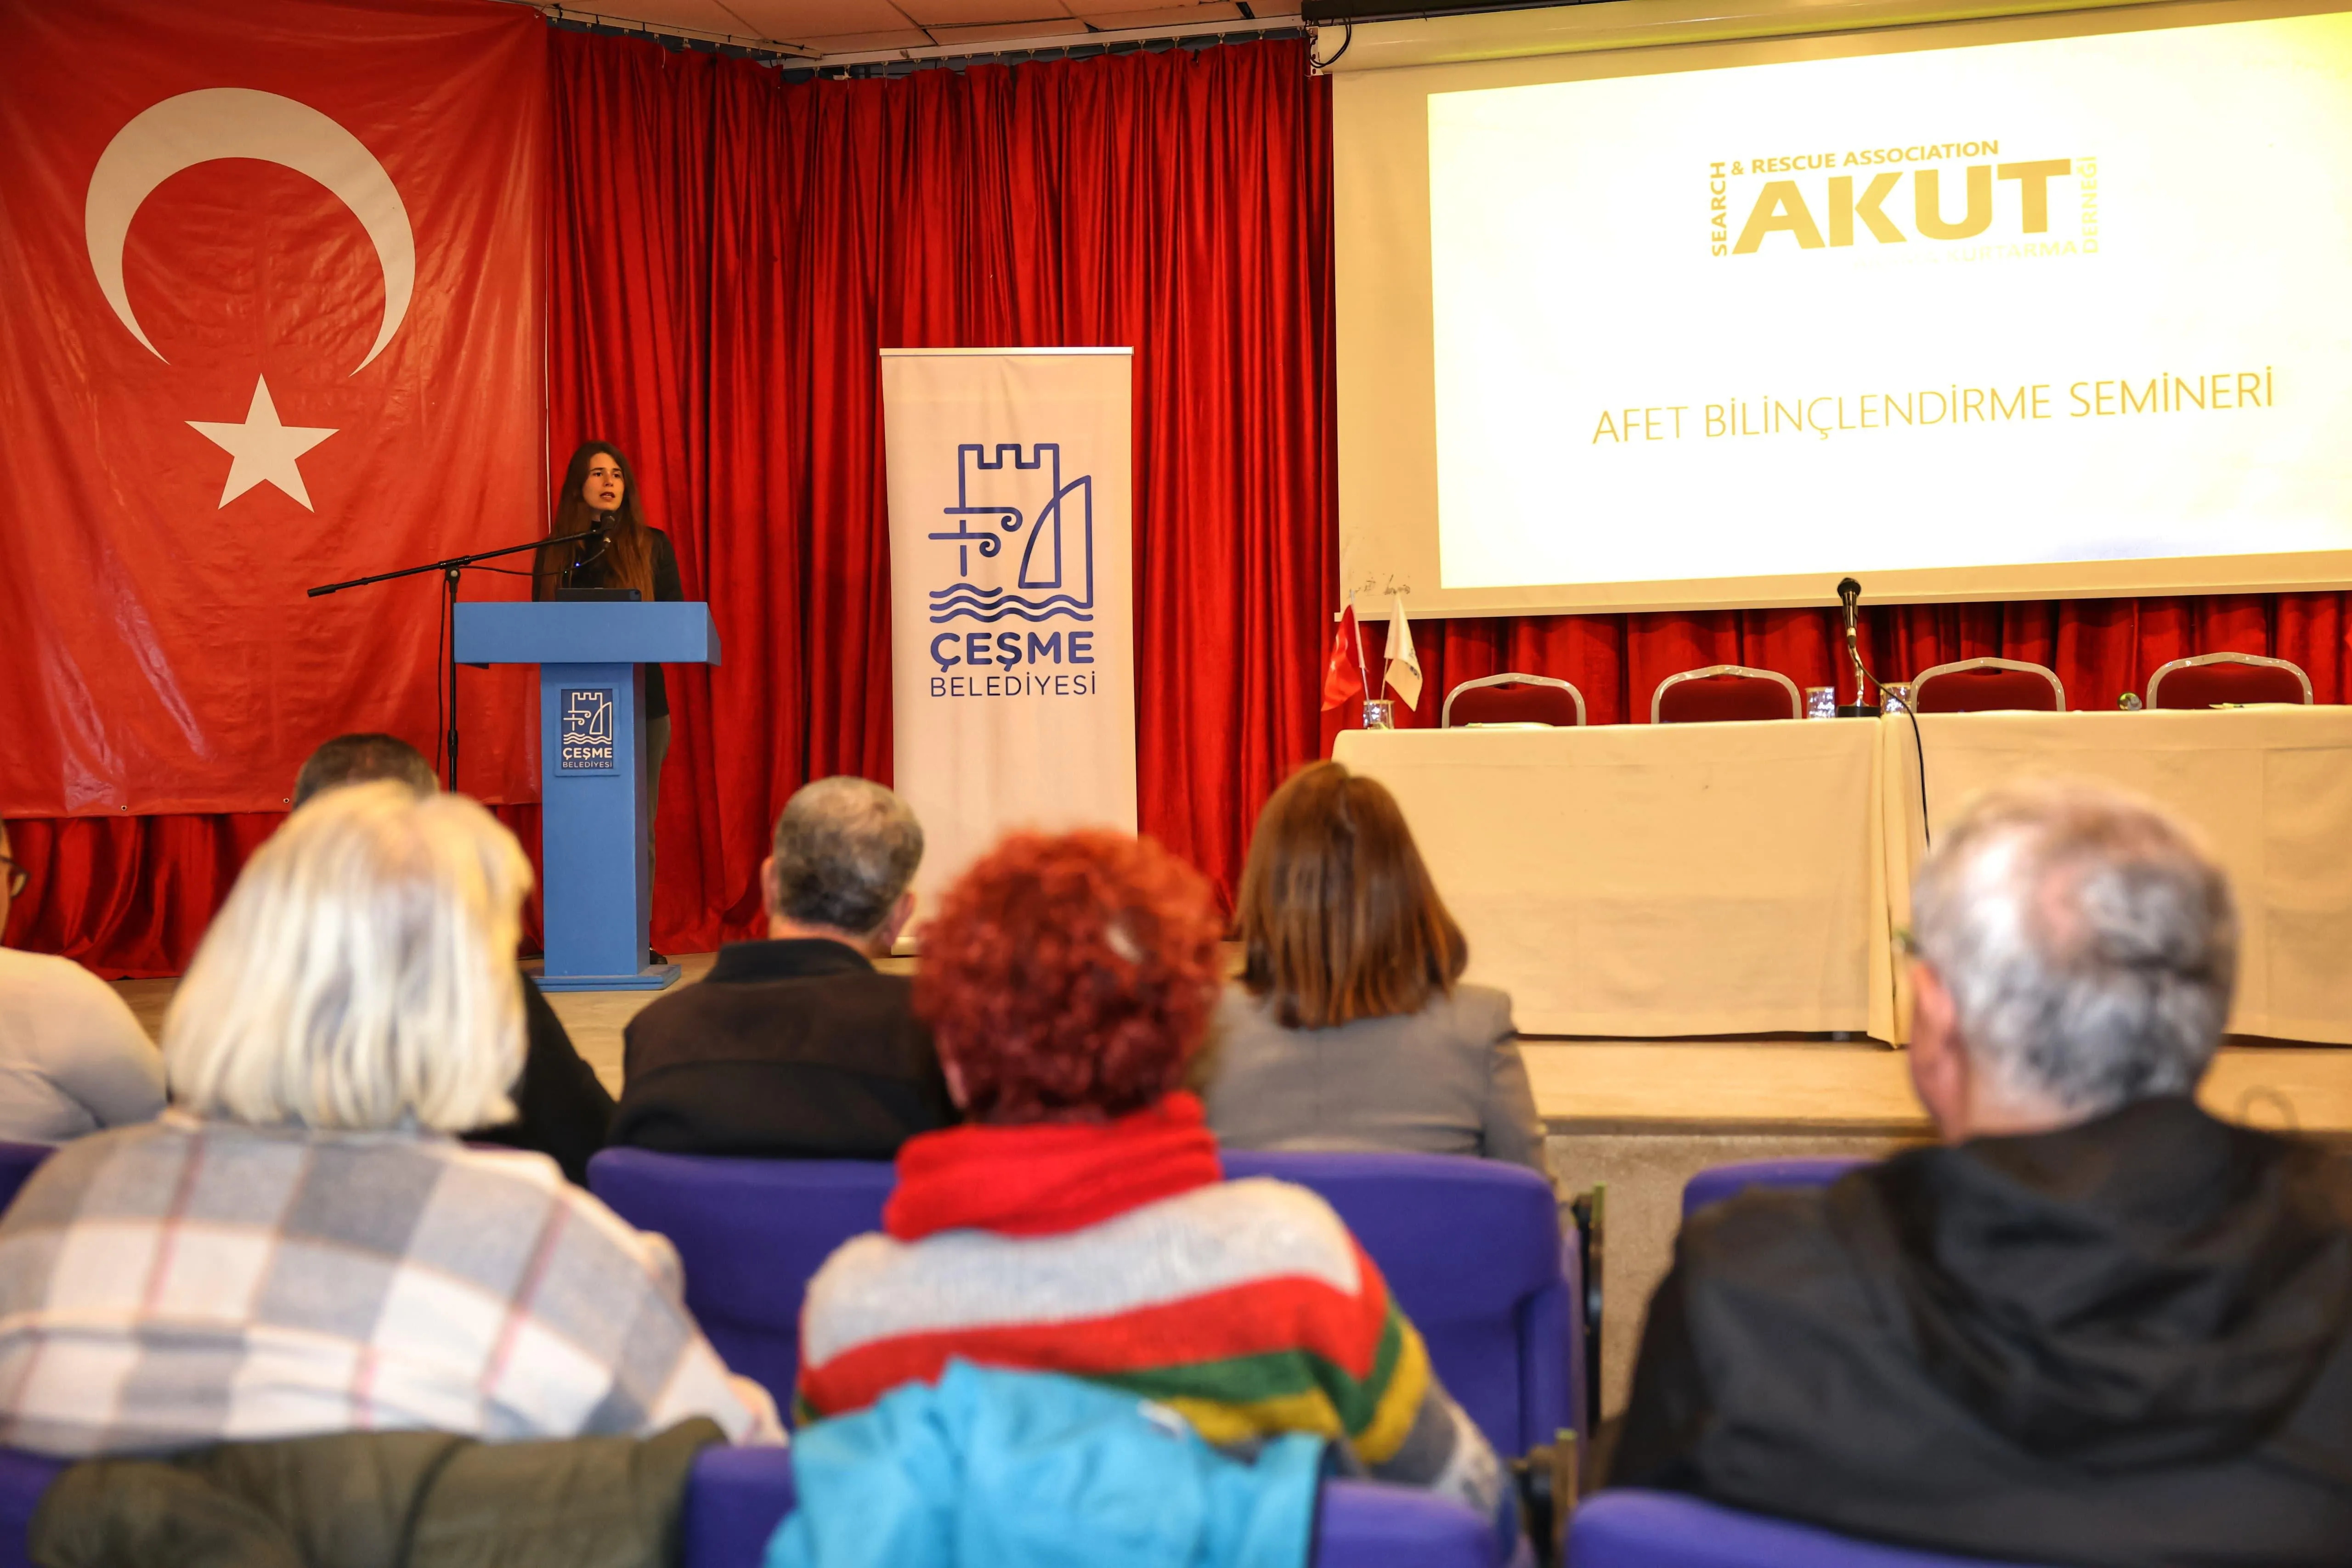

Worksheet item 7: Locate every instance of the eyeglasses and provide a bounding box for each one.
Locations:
[0,855,23,899]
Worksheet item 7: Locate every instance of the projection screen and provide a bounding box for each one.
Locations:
[1333,0,2352,614]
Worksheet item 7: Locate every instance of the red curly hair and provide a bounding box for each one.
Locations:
[915,829,1225,1122]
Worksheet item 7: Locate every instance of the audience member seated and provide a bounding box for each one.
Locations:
[796,829,1504,1517]
[0,817,165,1144]
[1609,780,2352,1565]
[0,783,777,1455]
[294,733,615,1184]
[1200,761,1550,1183]
[612,776,953,1157]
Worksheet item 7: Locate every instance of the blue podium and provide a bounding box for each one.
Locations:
[454,601,720,991]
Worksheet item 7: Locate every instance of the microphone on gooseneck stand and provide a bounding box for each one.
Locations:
[1836,577,1873,716]
[565,510,613,588]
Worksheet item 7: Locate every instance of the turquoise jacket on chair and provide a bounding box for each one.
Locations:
[764,1359,1325,1568]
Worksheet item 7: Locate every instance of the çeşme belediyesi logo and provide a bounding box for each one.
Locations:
[558,686,615,771]
[927,441,1102,699]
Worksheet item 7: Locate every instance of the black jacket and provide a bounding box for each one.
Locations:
[611,938,956,1159]
[543,525,684,717]
[1611,1097,2352,1567]
[469,971,615,1186]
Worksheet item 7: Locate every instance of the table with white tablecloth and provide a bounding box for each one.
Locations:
[1337,707,2352,1045]
[1876,706,2352,1045]
[1333,722,1884,1038]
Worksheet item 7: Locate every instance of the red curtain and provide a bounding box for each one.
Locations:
[541,32,1336,955]
[1325,593,2350,748]
[11,26,2349,974]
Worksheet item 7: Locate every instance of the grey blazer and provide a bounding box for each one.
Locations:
[1199,981,1552,1183]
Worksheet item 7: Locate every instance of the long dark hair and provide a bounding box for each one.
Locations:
[535,440,655,600]
[1236,760,1467,1030]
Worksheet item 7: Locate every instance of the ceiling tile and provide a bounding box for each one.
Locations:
[1072,1,1241,29]
[795,26,935,49]
[892,0,1071,28]
[918,16,1092,41]
[574,0,755,35]
[715,0,918,39]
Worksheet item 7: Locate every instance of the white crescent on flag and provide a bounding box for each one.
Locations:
[83,87,415,373]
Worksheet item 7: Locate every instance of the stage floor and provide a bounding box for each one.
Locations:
[108,959,2352,1418]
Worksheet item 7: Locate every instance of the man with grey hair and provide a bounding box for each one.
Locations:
[612,777,953,1156]
[1609,779,2352,1564]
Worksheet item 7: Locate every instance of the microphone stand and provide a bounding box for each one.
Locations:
[306,529,598,793]
[1835,576,1874,718]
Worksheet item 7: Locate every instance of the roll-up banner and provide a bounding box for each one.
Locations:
[882,349,1138,926]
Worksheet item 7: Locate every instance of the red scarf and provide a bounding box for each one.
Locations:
[885,1092,1225,1241]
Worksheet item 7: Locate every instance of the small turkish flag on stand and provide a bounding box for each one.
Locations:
[0,0,548,817]
[1321,602,1368,712]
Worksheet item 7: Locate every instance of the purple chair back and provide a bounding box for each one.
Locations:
[1571,1490,2056,1567]
[1680,1158,1868,1219]
[588,1151,892,1408]
[0,1143,51,1218]
[682,1445,797,1568]
[682,1446,1503,1568]
[594,1146,1582,1459]
[1226,1150,1581,1457]
[0,1450,64,1568]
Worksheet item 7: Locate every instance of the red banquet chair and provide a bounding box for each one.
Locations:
[1442,673,1587,728]
[1651,665,1802,724]
[2146,652,2313,710]
[1908,657,2064,714]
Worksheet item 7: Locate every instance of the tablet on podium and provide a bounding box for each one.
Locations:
[455,601,720,991]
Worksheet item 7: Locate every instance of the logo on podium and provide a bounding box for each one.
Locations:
[558,687,615,772]
[926,442,1095,625]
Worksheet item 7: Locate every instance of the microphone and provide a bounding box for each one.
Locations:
[577,509,615,573]
[1837,577,1870,715]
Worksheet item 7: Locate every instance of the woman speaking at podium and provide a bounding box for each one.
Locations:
[534,440,684,851]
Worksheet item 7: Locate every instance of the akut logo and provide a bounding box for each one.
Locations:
[1723,157,2073,255]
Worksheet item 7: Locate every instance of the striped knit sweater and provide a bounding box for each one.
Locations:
[796,1098,1500,1512]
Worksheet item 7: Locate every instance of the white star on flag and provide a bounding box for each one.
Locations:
[187,375,336,509]
[1384,591,1423,710]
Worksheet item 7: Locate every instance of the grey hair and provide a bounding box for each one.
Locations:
[1909,779,2236,1117]
[165,781,530,1132]
[769,777,923,935]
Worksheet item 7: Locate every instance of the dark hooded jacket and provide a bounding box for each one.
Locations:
[1609,1097,2352,1567]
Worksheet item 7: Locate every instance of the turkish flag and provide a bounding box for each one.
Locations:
[0,0,546,815]
[1320,602,1366,712]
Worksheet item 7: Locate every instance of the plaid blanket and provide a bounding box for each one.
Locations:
[0,1112,769,1456]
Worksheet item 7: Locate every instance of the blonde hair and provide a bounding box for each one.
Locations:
[164,781,532,1131]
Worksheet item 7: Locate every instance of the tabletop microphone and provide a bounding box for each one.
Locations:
[1836,577,1872,716]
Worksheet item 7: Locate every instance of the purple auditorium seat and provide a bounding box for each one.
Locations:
[0,1142,51,1217]
[1317,1479,1515,1568]
[593,1147,1583,1459]
[1680,1158,1868,1219]
[681,1445,797,1568]
[1224,1150,1583,1457]
[0,1450,65,1568]
[588,1151,893,1409]
[679,1447,1507,1568]
[1571,1490,2058,1568]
